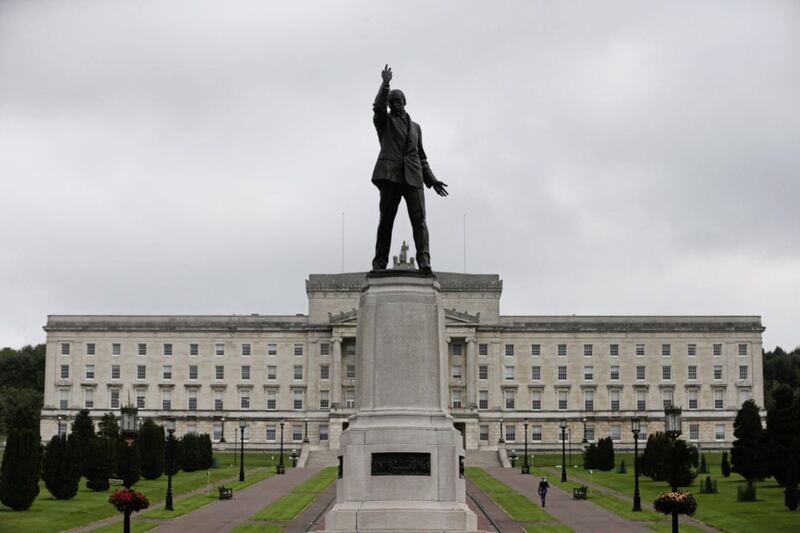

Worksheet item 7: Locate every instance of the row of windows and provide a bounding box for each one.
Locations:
[478,422,727,443]
[61,363,359,382]
[61,342,315,358]
[473,364,750,382]
[473,342,748,358]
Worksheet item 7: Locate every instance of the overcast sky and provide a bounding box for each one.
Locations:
[1,1,798,351]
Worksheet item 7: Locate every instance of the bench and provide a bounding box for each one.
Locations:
[218,486,233,500]
[573,486,588,500]
[109,478,123,487]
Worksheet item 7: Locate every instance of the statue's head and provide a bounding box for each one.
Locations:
[388,89,406,115]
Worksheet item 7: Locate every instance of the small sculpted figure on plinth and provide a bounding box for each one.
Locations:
[371,65,448,275]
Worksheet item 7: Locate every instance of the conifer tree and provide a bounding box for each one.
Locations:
[139,419,165,480]
[85,437,114,491]
[42,434,80,499]
[721,451,731,478]
[70,409,95,477]
[0,430,42,510]
[731,400,767,488]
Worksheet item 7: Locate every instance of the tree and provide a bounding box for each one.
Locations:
[721,451,731,478]
[199,434,213,469]
[71,409,96,477]
[42,434,80,500]
[596,437,615,471]
[117,441,141,488]
[583,442,599,469]
[0,387,42,434]
[0,344,46,435]
[763,346,800,410]
[0,429,42,510]
[85,437,114,491]
[763,385,798,486]
[97,412,120,474]
[731,400,767,487]
[699,454,708,474]
[139,419,165,479]
[639,432,696,487]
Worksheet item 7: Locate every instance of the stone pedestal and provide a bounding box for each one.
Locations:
[323,273,479,532]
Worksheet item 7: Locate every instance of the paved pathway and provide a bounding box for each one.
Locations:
[151,467,321,533]
[489,467,652,533]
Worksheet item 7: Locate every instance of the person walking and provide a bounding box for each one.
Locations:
[538,477,550,507]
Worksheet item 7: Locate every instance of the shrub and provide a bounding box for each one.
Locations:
[721,451,731,478]
[199,434,213,469]
[737,484,757,502]
[699,454,708,474]
[116,441,141,488]
[654,490,697,516]
[639,432,697,487]
[179,434,201,472]
[731,400,767,487]
[786,459,799,511]
[70,409,95,477]
[617,459,627,474]
[85,437,114,491]
[699,476,717,494]
[42,434,80,499]
[583,443,599,469]
[0,429,42,511]
[596,437,615,471]
[139,419,165,480]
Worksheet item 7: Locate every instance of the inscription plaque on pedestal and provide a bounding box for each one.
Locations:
[371,452,431,476]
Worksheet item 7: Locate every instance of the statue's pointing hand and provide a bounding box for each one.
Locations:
[433,180,449,197]
[382,64,392,84]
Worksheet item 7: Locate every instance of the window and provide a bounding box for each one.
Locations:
[738,344,747,356]
[60,365,70,379]
[136,390,146,409]
[505,366,515,381]
[505,344,514,357]
[110,389,120,409]
[188,390,198,411]
[163,365,172,380]
[557,366,567,381]
[85,364,95,380]
[241,343,251,356]
[586,425,595,442]
[531,390,542,410]
[451,343,463,356]
[190,343,199,356]
[345,389,356,408]
[610,344,619,357]
[163,343,172,357]
[241,365,251,380]
[636,366,646,380]
[558,389,568,410]
[714,389,724,409]
[715,424,725,441]
[714,365,723,380]
[451,389,463,408]
[662,389,674,408]
[584,389,594,411]
[610,365,620,381]
[137,365,146,380]
[186,424,197,434]
[213,424,223,442]
[111,365,120,380]
[688,389,698,409]
[479,365,488,380]
[266,389,277,410]
[662,365,671,381]
[59,389,68,409]
[84,388,94,408]
[240,390,250,409]
[138,343,146,356]
[559,427,570,443]
[584,344,593,357]
[739,365,749,380]
[293,365,304,380]
[611,424,621,441]
[636,344,645,357]
[713,343,722,357]
[320,342,330,356]
[662,344,671,357]
[478,343,488,356]
[86,343,96,356]
[557,344,567,357]
[346,365,356,379]
[162,389,172,410]
[636,389,647,411]
[215,365,224,380]
[215,343,225,356]
[320,364,330,380]
[584,366,594,381]
[267,365,277,380]
[267,343,277,356]
[505,425,516,442]
[319,424,329,441]
[189,365,198,380]
[610,390,620,411]
[294,343,304,357]
[241,426,251,442]
[504,389,515,409]
[531,366,541,381]
[688,344,696,357]
[738,388,751,406]
[479,390,488,410]
[61,343,71,355]
[266,425,277,442]
[112,343,121,356]
[451,365,463,379]
[532,425,542,441]
[293,389,304,410]
[531,344,541,357]
[688,365,697,380]
[320,390,330,409]
[214,390,224,410]
[689,424,699,441]
[479,424,489,442]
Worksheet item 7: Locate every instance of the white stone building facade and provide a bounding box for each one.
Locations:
[40,271,764,452]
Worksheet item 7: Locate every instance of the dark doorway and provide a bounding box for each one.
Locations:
[342,421,349,431]
[454,422,466,449]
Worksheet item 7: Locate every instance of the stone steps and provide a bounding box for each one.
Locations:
[306,448,340,468]
[465,450,501,467]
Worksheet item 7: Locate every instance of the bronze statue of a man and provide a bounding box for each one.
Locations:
[371,65,448,274]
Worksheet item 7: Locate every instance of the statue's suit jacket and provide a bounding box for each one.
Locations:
[371,83,437,189]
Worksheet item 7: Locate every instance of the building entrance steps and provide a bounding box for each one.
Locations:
[306,448,340,468]
[465,450,502,468]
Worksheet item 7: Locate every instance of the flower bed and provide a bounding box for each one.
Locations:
[653,490,697,516]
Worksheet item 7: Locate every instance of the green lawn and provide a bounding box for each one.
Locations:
[232,525,284,533]
[523,525,574,533]
[249,466,337,524]
[465,467,556,523]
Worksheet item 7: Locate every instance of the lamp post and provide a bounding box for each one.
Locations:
[559,418,568,482]
[631,416,642,512]
[582,417,587,446]
[498,414,505,444]
[239,418,247,482]
[522,418,530,474]
[664,407,683,533]
[164,418,176,511]
[220,415,226,443]
[303,417,309,443]
[57,415,65,436]
[120,404,139,533]
[277,418,286,474]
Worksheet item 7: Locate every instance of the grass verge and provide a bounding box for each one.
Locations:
[249,466,337,523]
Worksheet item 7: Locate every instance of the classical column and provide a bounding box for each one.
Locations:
[331,337,343,408]
[466,337,477,409]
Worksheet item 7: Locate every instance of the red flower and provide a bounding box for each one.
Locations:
[109,489,150,513]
